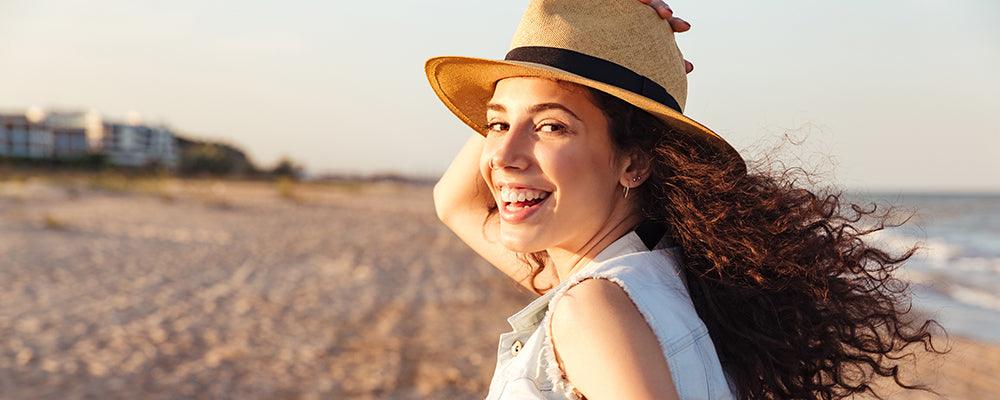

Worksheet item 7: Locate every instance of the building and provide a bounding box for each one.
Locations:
[96,122,178,168]
[0,113,54,158]
[0,109,179,169]
[42,110,93,158]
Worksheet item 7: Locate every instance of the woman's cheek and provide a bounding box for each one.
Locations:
[479,153,494,180]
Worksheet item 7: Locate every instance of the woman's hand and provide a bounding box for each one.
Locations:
[637,0,695,74]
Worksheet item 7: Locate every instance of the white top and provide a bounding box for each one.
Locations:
[484,229,736,399]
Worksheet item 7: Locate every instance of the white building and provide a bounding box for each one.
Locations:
[0,109,179,169]
[96,122,178,168]
[41,110,94,158]
[0,113,54,158]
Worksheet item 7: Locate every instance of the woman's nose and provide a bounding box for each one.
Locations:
[489,125,531,170]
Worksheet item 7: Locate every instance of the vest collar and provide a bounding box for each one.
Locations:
[505,229,667,331]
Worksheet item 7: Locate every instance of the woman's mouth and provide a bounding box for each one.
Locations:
[498,188,551,224]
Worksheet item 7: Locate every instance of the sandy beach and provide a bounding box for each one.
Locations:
[1,175,996,399]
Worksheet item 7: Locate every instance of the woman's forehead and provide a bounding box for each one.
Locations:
[489,77,596,110]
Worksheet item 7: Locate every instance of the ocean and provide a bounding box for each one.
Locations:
[855,192,1000,343]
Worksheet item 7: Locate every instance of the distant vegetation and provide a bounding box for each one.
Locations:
[1,135,309,181]
[175,136,259,177]
[168,136,309,181]
[0,153,109,170]
[268,156,304,179]
[309,172,437,186]
[1,135,437,186]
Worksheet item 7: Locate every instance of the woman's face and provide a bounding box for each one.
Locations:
[481,77,631,253]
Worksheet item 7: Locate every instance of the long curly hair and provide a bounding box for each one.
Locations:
[482,81,947,399]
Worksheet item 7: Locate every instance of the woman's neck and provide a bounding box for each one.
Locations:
[547,212,644,283]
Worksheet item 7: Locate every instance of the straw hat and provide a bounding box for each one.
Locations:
[424,0,745,173]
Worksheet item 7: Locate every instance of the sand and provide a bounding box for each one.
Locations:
[0,175,996,399]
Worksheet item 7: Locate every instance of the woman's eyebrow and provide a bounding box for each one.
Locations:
[529,103,581,121]
[485,102,581,122]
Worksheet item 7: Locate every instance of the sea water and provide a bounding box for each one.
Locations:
[853,192,1000,343]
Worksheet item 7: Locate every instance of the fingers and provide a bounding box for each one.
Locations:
[638,1,695,74]
[638,1,692,33]
[669,17,691,32]
[653,0,673,20]
[638,0,673,20]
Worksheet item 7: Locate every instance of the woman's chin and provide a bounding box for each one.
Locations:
[499,227,546,253]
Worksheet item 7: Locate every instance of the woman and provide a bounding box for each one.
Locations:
[426,1,943,399]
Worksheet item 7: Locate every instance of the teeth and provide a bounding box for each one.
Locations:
[499,186,550,203]
[505,203,527,211]
[503,200,541,211]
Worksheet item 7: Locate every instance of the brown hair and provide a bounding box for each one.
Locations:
[482,81,946,399]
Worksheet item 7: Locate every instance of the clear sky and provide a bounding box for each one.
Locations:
[1,0,997,192]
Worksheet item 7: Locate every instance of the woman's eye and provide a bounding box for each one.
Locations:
[484,122,508,132]
[482,121,564,134]
[539,123,565,133]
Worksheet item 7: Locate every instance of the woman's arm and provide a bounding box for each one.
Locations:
[550,278,680,400]
[433,133,552,292]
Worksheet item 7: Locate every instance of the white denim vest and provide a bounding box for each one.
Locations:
[484,228,736,399]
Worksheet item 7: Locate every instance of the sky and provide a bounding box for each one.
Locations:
[1,0,998,192]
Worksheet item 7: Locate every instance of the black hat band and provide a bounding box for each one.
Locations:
[504,46,682,114]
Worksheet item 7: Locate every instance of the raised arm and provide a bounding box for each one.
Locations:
[434,133,551,293]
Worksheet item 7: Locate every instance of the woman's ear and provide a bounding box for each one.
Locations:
[619,150,652,187]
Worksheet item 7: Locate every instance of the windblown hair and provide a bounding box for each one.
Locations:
[483,82,946,399]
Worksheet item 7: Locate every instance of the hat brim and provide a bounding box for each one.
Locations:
[425,55,745,173]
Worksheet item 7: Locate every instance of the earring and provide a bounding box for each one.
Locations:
[622,176,639,199]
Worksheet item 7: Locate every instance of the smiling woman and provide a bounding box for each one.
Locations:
[480,78,625,260]
[426,1,944,399]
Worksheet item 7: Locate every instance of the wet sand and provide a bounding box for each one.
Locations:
[0,176,996,399]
